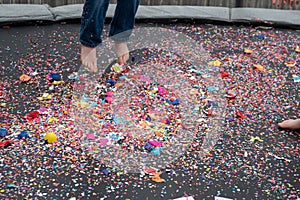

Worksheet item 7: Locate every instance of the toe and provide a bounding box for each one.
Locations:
[118,56,125,65]
[278,122,284,128]
[124,54,129,62]
[123,55,128,64]
[278,120,290,128]
[91,63,97,73]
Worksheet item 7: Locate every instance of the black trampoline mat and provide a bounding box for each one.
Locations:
[0,22,299,200]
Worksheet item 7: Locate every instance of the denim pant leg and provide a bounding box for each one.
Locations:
[80,0,109,48]
[108,0,140,42]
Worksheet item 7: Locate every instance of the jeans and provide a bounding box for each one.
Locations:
[80,0,140,48]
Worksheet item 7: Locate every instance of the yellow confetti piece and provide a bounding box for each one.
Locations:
[150,88,158,94]
[48,117,59,123]
[0,103,6,107]
[37,93,52,101]
[287,183,294,187]
[44,132,57,143]
[250,136,263,143]
[75,101,90,108]
[148,113,159,120]
[112,63,122,73]
[65,147,72,151]
[208,60,222,66]
[213,60,222,66]
[42,93,52,98]
[55,148,62,152]
[207,61,213,66]
[117,171,124,176]
[52,80,64,85]
[158,128,165,133]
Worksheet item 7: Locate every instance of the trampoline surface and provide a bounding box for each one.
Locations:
[0,21,299,200]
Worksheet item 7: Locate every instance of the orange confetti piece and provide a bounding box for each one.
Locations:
[19,74,31,82]
[285,61,296,67]
[295,46,300,53]
[254,64,264,71]
[155,131,163,137]
[114,82,123,88]
[151,172,165,183]
[139,120,149,128]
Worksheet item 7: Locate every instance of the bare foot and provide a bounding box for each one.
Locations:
[278,119,300,130]
[81,45,97,73]
[115,42,129,65]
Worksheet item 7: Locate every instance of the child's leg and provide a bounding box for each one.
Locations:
[109,0,140,65]
[80,0,109,72]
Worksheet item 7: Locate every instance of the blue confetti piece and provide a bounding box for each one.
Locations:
[7,184,17,188]
[257,35,265,39]
[166,99,180,105]
[0,128,8,137]
[90,102,98,107]
[49,73,61,81]
[293,76,300,83]
[103,169,109,175]
[106,79,116,86]
[151,147,162,156]
[144,142,153,150]
[189,69,203,75]
[18,130,30,140]
[207,86,218,92]
[113,117,123,124]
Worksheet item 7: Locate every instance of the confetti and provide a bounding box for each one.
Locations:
[151,172,165,183]
[44,132,57,144]
[250,136,264,143]
[0,21,299,200]
[19,74,31,82]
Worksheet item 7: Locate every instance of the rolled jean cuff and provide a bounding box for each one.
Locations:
[80,40,100,48]
[110,36,129,43]
[109,30,133,43]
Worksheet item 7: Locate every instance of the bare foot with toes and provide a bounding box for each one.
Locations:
[81,45,97,73]
[115,42,129,65]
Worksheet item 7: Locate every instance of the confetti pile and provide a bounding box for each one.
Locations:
[0,23,299,199]
[72,27,225,173]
